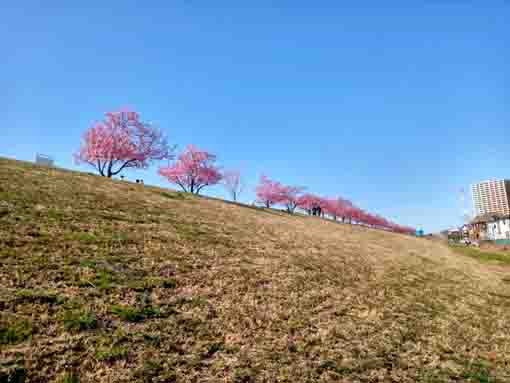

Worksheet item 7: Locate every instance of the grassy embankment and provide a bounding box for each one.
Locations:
[1,157,510,382]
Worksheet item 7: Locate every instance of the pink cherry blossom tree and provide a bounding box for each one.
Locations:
[351,207,366,224]
[75,110,171,177]
[337,199,354,223]
[255,176,287,208]
[158,145,222,194]
[373,215,389,229]
[296,194,316,215]
[323,197,351,221]
[280,185,305,213]
[222,170,243,202]
[297,194,326,216]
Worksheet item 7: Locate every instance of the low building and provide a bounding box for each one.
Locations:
[447,228,463,241]
[469,213,510,244]
[486,216,510,242]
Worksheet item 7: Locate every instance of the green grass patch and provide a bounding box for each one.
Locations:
[316,360,352,376]
[15,289,63,304]
[0,319,32,345]
[64,232,98,243]
[111,232,130,243]
[111,305,161,322]
[95,346,129,362]
[141,305,161,318]
[58,372,80,383]
[45,208,66,221]
[133,360,164,382]
[128,277,177,291]
[460,360,495,383]
[111,305,144,322]
[233,368,256,383]
[79,260,97,268]
[79,268,116,290]
[62,310,98,332]
[94,270,115,290]
[449,245,510,265]
[141,333,161,346]
[159,191,187,200]
[151,277,177,289]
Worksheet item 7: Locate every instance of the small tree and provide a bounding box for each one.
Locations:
[75,110,171,177]
[158,145,222,194]
[222,170,243,202]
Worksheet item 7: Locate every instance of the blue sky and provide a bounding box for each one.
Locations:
[1,2,508,232]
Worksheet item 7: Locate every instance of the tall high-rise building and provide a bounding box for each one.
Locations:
[471,180,510,216]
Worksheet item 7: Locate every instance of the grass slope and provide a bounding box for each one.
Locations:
[1,157,509,382]
[449,244,510,266]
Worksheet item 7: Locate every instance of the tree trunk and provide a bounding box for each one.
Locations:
[106,161,114,178]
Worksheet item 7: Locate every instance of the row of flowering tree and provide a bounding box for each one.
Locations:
[255,175,415,235]
[75,109,414,234]
[75,109,242,197]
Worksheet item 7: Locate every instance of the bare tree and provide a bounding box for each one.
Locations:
[222,170,244,201]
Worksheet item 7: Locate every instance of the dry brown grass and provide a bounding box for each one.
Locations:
[1,157,509,382]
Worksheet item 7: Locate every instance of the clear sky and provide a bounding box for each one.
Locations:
[2,1,508,233]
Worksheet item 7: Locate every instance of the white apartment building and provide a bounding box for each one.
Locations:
[471,180,510,216]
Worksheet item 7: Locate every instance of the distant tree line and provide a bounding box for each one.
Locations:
[255,175,415,234]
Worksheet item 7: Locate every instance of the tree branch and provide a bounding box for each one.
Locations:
[110,159,137,176]
[196,183,208,194]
